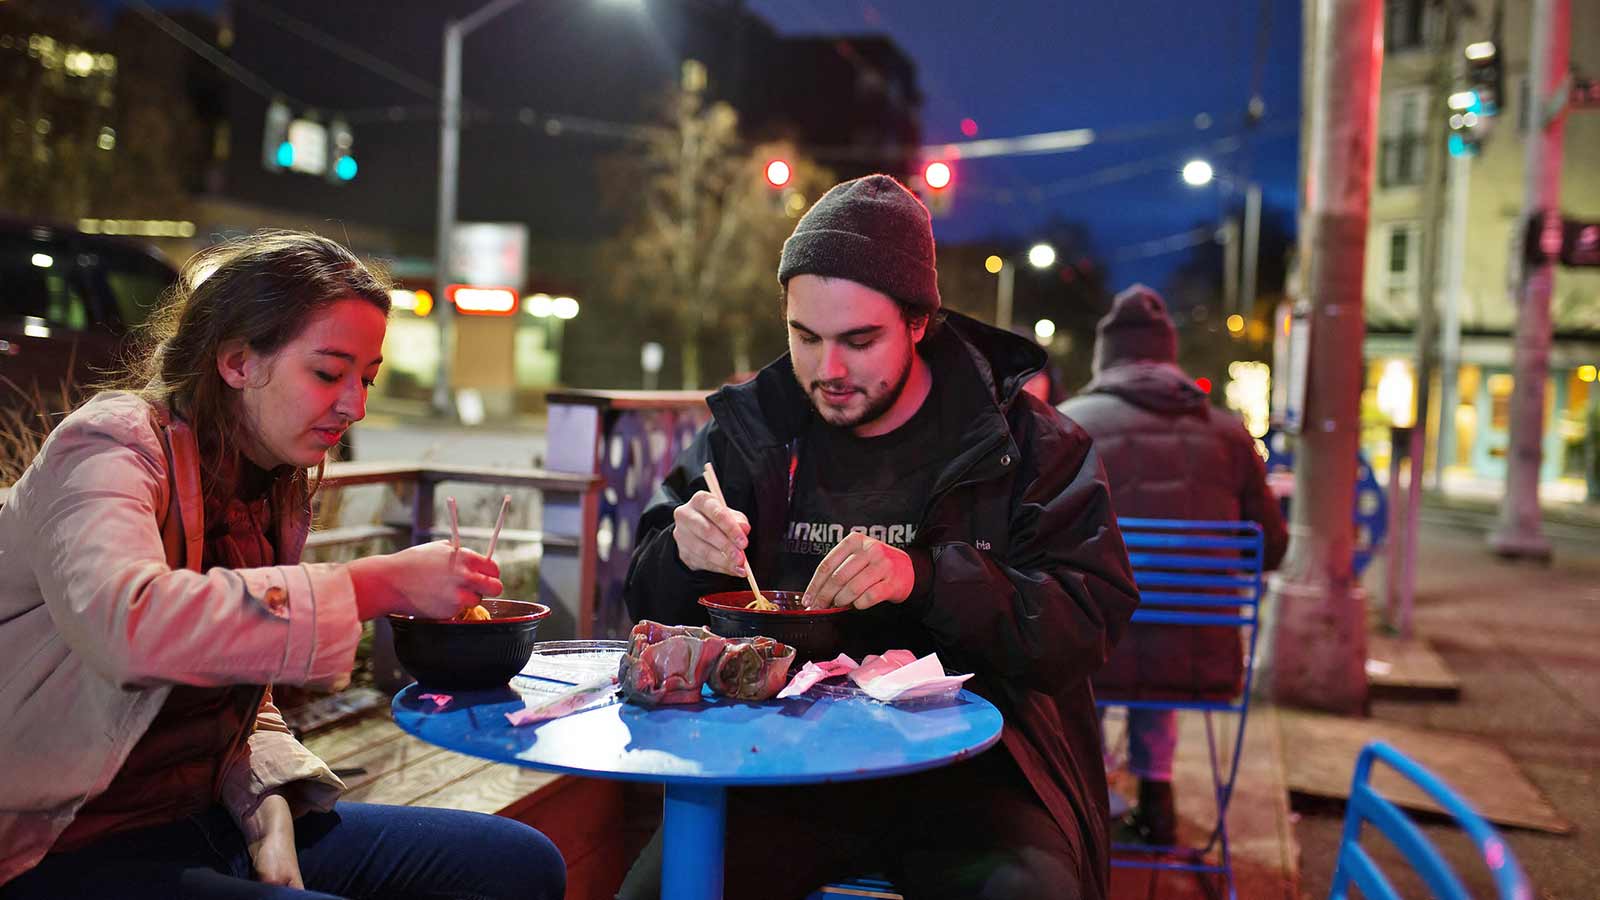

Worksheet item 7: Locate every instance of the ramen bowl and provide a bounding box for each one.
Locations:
[388,599,550,690]
[698,590,849,663]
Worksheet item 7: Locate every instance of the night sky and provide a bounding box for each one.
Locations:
[747,0,1304,294]
[97,0,1303,296]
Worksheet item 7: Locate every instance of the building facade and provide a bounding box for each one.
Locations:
[1363,0,1600,498]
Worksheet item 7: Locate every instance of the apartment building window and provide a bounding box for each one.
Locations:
[1380,89,1428,188]
[1385,0,1440,52]
[1385,222,1423,311]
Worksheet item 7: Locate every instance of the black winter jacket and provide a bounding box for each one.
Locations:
[624,312,1139,898]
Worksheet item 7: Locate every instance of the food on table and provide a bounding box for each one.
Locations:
[707,636,797,700]
[455,604,492,622]
[618,621,729,705]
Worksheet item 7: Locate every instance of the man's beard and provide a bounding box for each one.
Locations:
[803,347,915,431]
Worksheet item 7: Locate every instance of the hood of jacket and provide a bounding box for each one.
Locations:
[1081,361,1208,416]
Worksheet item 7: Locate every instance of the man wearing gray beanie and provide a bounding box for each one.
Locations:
[623,174,1139,900]
[1060,284,1287,847]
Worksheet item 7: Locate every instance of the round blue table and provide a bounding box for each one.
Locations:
[393,667,1003,900]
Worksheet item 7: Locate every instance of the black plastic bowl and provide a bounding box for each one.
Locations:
[388,599,549,690]
[699,591,850,663]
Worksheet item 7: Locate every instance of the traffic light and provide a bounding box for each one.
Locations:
[1447,90,1484,157]
[328,118,357,183]
[1464,41,1502,116]
[263,100,291,172]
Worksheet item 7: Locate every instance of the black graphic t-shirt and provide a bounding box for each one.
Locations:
[777,365,953,593]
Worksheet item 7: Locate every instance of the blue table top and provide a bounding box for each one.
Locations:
[392,678,1005,787]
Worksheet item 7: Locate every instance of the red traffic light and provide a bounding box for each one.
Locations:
[764,159,792,188]
[923,161,953,191]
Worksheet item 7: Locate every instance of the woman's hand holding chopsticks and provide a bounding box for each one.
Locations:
[348,541,503,620]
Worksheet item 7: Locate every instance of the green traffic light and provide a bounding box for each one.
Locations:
[275,141,294,168]
[335,156,357,181]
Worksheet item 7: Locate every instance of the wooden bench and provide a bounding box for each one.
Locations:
[299,708,658,900]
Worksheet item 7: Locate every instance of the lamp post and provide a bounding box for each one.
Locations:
[992,242,1055,333]
[432,0,526,417]
[1181,159,1263,318]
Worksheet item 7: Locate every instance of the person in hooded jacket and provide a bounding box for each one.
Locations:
[1057,285,1287,846]
[619,175,1140,900]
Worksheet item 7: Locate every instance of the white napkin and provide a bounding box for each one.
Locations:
[855,652,973,703]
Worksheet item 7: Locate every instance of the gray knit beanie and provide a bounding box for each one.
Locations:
[1092,284,1179,373]
[778,174,940,314]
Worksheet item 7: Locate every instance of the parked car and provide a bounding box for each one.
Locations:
[0,218,178,412]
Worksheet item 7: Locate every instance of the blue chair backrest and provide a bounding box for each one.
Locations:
[1330,741,1532,900]
[1116,518,1265,707]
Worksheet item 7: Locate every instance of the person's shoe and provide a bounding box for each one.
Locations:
[1132,779,1178,846]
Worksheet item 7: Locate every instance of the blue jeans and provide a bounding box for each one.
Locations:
[1105,708,1177,781]
[2,802,564,900]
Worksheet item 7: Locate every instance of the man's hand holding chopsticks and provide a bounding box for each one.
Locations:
[801,531,915,610]
[673,490,752,578]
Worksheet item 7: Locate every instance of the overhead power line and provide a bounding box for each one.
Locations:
[234,0,439,100]
[127,0,292,104]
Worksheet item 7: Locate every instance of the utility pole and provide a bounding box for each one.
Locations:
[431,0,525,417]
[1268,0,1382,715]
[1388,5,1458,637]
[1435,151,1470,487]
[1490,0,1568,561]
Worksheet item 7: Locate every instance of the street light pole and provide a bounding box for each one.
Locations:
[432,0,525,418]
[993,243,1055,333]
[1241,181,1262,317]
[995,262,1016,333]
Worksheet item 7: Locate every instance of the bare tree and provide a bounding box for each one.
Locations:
[604,78,834,388]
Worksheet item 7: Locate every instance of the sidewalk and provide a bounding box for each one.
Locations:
[1106,510,1597,900]
[1291,516,1600,899]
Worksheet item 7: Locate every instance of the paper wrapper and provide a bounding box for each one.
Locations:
[707,636,797,701]
[505,675,617,726]
[848,650,919,687]
[776,653,860,699]
[617,621,728,705]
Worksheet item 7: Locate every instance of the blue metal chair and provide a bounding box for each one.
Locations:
[1331,741,1532,900]
[1095,517,1266,900]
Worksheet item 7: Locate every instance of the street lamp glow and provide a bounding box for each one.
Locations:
[526,293,554,317]
[923,161,952,190]
[1226,313,1245,334]
[551,296,580,320]
[1033,318,1056,341]
[764,159,791,188]
[984,255,1003,274]
[1464,41,1496,61]
[1181,159,1214,187]
[1027,243,1056,269]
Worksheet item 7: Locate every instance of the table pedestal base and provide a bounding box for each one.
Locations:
[662,783,727,900]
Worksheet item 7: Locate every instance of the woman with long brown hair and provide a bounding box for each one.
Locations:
[0,232,564,898]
